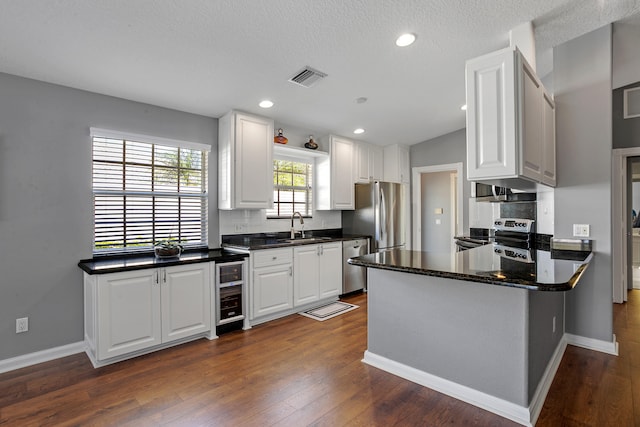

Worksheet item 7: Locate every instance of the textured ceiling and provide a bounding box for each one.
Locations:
[0,0,638,146]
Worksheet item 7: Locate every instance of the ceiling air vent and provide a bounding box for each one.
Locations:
[288,66,327,88]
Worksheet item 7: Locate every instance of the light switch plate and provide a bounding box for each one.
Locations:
[573,224,590,237]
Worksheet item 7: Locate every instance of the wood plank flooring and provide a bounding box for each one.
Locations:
[0,291,638,426]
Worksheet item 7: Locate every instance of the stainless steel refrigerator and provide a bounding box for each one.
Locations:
[342,181,406,252]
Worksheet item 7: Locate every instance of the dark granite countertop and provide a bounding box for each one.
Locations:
[221,229,370,252]
[78,248,248,275]
[348,246,593,291]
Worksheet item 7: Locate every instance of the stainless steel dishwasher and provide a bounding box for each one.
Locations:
[342,238,369,294]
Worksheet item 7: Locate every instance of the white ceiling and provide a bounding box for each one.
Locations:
[0,0,639,146]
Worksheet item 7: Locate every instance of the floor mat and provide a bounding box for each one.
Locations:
[299,301,359,321]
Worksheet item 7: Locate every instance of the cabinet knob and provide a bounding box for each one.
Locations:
[272,256,277,260]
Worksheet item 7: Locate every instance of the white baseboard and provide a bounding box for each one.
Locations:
[362,351,534,426]
[0,342,85,374]
[565,333,619,355]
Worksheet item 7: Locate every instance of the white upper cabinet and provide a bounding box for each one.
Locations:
[218,111,274,209]
[383,144,410,184]
[355,141,384,183]
[466,46,556,189]
[316,135,355,210]
[541,91,556,186]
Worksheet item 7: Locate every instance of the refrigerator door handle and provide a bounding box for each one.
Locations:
[379,186,386,240]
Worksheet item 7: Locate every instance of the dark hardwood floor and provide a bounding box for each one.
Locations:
[0,291,637,426]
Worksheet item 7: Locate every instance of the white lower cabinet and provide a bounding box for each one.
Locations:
[161,264,212,342]
[318,242,342,298]
[251,248,293,319]
[293,245,321,305]
[250,243,341,324]
[84,263,211,365]
[294,242,342,306]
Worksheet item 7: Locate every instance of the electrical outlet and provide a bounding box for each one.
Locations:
[573,224,590,237]
[16,317,28,333]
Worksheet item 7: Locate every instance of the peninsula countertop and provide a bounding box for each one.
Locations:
[348,246,593,291]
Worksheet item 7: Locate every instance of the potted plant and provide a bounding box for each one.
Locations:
[154,239,183,258]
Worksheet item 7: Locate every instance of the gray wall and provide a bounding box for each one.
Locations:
[528,290,564,399]
[553,26,613,341]
[0,73,218,360]
[368,268,529,406]
[410,128,469,233]
[421,171,453,252]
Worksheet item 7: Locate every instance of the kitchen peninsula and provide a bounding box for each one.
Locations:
[349,245,592,426]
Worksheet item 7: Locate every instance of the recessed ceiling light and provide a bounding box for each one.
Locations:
[259,100,274,108]
[396,33,416,47]
[461,104,467,111]
[353,128,365,134]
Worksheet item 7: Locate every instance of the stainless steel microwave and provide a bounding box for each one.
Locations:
[471,182,536,203]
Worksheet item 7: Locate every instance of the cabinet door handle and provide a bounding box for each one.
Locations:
[155,271,159,285]
[289,266,292,276]
[163,270,167,283]
[272,256,277,260]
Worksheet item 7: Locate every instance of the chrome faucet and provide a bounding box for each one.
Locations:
[291,211,305,239]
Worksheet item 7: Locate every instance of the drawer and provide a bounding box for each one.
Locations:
[252,248,293,267]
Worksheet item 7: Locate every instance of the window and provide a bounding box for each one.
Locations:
[91,128,210,254]
[267,158,313,218]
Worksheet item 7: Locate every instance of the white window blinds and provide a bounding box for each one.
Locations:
[91,129,209,254]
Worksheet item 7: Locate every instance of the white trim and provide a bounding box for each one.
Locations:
[0,342,85,374]
[90,127,212,152]
[565,333,619,355]
[411,163,464,252]
[612,147,640,303]
[363,350,533,426]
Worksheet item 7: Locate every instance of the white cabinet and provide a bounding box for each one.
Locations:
[161,264,212,342]
[84,263,211,364]
[251,248,293,319]
[318,242,342,298]
[541,91,556,187]
[218,110,274,209]
[94,269,160,361]
[293,242,342,305]
[465,46,556,189]
[293,245,320,305]
[316,135,355,210]
[355,141,383,183]
[383,144,410,184]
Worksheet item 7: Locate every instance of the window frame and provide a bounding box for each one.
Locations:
[90,127,210,255]
[267,154,314,219]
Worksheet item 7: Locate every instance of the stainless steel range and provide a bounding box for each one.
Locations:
[492,218,536,262]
